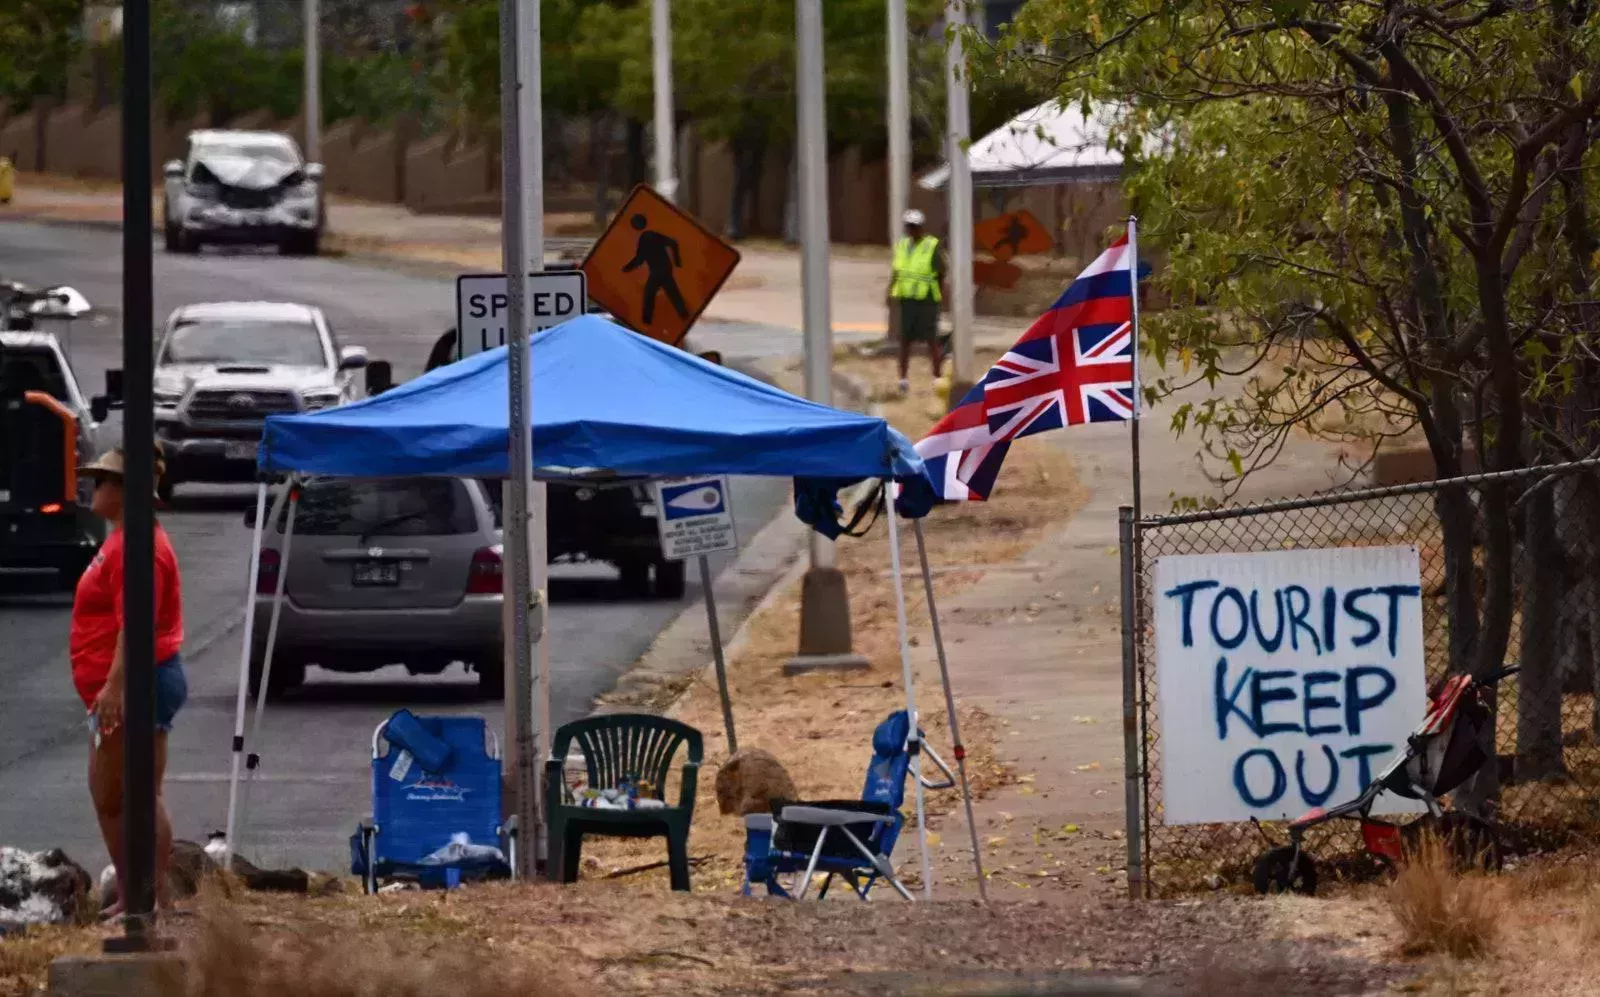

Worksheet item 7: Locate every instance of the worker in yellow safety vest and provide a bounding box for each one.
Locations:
[887,209,946,393]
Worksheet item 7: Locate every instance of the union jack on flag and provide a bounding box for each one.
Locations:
[914,232,1138,503]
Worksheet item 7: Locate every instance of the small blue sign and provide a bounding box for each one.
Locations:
[659,479,727,521]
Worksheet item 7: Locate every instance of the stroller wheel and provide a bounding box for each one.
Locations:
[1252,846,1318,896]
[1402,813,1503,873]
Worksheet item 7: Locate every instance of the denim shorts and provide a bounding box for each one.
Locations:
[87,654,188,738]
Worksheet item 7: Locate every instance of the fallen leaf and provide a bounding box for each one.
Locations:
[1018,786,1036,796]
[986,836,1008,847]
[1017,774,1036,784]
[1075,761,1103,772]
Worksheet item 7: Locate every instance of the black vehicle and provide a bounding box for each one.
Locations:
[424,266,685,599]
[0,330,117,589]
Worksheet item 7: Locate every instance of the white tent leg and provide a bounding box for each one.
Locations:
[237,481,300,856]
[223,481,287,868]
[884,480,933,900]
[913,518,988,902]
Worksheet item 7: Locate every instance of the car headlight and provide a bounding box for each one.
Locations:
[301,390,342,410]
[153,388,182,407]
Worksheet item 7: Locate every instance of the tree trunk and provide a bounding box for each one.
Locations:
[624,118,647,190]
[590,115,611,230]
[725,129,767,241]
[1516,481,1568,782]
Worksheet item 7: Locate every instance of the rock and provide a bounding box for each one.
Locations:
[0,846,93,928]
[101,836,310,910]
[716,749,799,817]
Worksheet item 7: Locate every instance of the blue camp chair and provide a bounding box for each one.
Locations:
[740,710,954,901]
[350,710,516,893]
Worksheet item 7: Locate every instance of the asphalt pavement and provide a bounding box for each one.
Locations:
[0,221,793,871]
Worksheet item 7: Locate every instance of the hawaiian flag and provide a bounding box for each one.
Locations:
[915,233,1138,502]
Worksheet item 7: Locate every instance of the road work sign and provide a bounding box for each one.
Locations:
[582,185,740,347]
[456,270,588,358]
[654,476,737,560]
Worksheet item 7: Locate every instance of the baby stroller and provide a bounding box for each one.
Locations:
[1252,664,1519,895]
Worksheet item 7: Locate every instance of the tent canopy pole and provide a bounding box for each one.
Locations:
[913,518,988,902]
[223,480,288,867]
[884,479,934,900]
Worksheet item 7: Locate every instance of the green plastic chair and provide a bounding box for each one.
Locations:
[544,713,702,891]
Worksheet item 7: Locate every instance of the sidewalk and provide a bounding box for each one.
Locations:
[921,378,1356,903]
[0,174,1029,343]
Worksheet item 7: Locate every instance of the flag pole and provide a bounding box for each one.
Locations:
[1126,216,1142,523]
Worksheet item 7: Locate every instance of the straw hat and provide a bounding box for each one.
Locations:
[80,442,167,497]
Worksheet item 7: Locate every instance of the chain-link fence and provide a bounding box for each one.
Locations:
[1124,459,1600,897]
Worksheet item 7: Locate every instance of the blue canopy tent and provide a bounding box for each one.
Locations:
[222,315,971,898]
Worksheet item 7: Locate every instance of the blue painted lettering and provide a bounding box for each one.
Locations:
[1252,670,1303,736]
[1210,587,1250,650]
[1234,748,1287,807]
[1249,588,1286,652]
[1344,667,1396,736]
[1374,584,1422,656]
[1214,657,1256,739]
[1162,579,1219,647]
[1344,587,1380,649]
[1340,743,1394,791]
[1285,585,1321,653]
[1301,671,1342,736]
[1322,586,1338,652]
[1296,744,1340,806]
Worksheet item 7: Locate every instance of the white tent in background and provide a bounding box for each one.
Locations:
[918,100,1129,190]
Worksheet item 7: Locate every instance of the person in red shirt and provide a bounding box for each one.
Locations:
[71,443,186,918]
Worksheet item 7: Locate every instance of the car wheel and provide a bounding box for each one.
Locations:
[619,560,651,599]
[477,644,506,700]
[282,231,320,257]
[655,558,686,599]
[173,229,199,255]
[156,476,175,506]
[163,216,178,253]
[249,652,305,701]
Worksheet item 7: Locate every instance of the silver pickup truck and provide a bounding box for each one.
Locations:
[129,301,374,501]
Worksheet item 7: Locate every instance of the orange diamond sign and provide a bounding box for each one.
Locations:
[581,185,742,346]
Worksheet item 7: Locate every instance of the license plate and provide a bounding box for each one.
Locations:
[352,561,400,587]
[224,440,256,461]
[246,210,268,225]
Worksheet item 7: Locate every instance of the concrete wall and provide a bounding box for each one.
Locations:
[2,100,1131,253]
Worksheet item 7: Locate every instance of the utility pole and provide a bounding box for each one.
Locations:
[944,0,975,399]
[652,0,677,202]
[499,0,547,881]
[303,0,320,163]
[105,0,160,953]
[786,0,867,675]
[885,0,910,244]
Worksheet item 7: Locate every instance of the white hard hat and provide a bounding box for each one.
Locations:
[902,209,926,226]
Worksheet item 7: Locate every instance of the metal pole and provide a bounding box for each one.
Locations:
[912,519,987,902]
[521,0,551,878]
[797,0,832,572]
[111,0,157,951]
[885,0,910,245]
[1127,216,1142,523]
[697,556,737,754]
[943,0,974,392]
[303,0,320,163]
[236,487,299,856]
[499,0,540,881]
[223,483,280,870]
[652,0,676,202]
[884,482,933,899]
[1119,506,1144,899]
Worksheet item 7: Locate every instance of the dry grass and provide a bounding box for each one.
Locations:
[582,350,1083,892]
[183,887,579,997]
[1386,837,1502,959]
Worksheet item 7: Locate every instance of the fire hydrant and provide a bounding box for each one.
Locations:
[0,157,14,204]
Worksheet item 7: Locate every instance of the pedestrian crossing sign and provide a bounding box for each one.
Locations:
[581,185,741,347]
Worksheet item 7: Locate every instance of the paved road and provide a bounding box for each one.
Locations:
[0,222,794,871]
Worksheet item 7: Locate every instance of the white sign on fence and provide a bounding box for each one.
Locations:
[653,476,737,560]
[1153,545,1428,825]
[455,270,588,358]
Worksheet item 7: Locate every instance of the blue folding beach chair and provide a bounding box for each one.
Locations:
[740,710,954,901]
[350,710,516,893]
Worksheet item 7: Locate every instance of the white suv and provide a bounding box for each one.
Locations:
[149,302,368,501]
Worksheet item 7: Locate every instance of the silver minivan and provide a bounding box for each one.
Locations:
[247,477,504,699]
